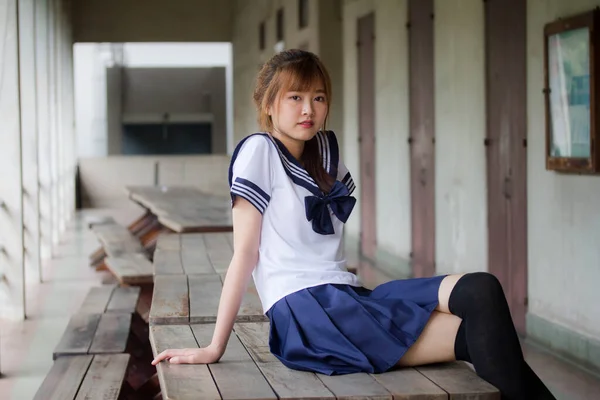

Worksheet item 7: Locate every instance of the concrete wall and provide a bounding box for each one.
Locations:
[72,0,234,43]
[119,67,227,154]
[232,0,344,146]
[0,0,75,319]
[79,156,231,208]
[434,0,487,275]
[527,0,600,360]
[341,0,412,273]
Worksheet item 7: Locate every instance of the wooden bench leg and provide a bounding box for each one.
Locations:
[135,217,161,244]
[125,331,157,391]
[142,227,169,257]
[131,373,161,400]
[129,211,156,237]
[89,247,106,266]
[136,283,154,324]
[95,260,108,272]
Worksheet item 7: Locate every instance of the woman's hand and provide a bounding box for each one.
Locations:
[151,343,224,365]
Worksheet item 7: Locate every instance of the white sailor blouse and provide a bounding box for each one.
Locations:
[228,131,361,313]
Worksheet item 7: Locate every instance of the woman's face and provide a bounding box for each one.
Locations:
[268,82,328,147]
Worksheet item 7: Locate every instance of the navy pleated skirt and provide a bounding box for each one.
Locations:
[266,275,446,375]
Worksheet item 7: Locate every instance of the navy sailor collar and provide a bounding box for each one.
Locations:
[267,131,340,197]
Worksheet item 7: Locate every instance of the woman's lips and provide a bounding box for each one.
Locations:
[299,121,314,128]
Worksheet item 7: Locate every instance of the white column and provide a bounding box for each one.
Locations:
[36,0,52,263]
[19,0,41,285]
[0,0,25,319]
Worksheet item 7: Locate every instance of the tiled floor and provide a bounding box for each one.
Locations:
[0,208,599,399]
[0,207,141,400]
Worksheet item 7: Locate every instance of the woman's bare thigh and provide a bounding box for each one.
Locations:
[395,310,462,367]
[437,274,465,314]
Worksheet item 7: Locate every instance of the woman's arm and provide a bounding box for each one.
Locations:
[151,197,263,365]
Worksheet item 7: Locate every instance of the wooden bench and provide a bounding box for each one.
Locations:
[34,354,130,400]
[53,286,140,360]
[150,322,500,400]
[105,254,154,285]
[78,284,141,314]
[91,222,145,258]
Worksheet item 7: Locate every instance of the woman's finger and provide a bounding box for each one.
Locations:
[169,354,197,364]
[152,348,186,365]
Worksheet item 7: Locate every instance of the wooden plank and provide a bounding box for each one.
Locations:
[78,285,116,313]
[180,233,207,248]
[156,233,181,250]
[106,286,141,314]
[234,322,336,399]
[219,273,267,322]
[371,368,447,400]
[181,248,215,275]
[154,249,184,275]
[150,275,189,324]
[317,373,392,400]
[53,314,102,359]
[204,233,234,273]
[188,274,222,324]
[150,325,221,400]
[75,354,130,400]
[105,254,154,285]
[33,355,94,400]
[191,324,277,400]
[416,362,500,399]
[89,313,132,354]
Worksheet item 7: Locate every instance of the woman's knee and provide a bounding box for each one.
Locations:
[448,272,506,316]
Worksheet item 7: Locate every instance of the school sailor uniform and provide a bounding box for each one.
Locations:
[228,130,444,375]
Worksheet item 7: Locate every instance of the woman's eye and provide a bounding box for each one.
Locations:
[290,95,301,100]
[315,96,325,102]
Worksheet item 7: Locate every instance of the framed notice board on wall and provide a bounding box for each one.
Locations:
[544,9,600,173]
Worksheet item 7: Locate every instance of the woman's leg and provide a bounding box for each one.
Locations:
[397,273,555,399]
[396,310,462,367]
[441,272,555,399]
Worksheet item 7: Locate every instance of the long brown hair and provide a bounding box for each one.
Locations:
[253,49,334,194]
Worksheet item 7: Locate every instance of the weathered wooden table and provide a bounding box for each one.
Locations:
[150,322,500,400]
[125,185,233,234]
[150,232,265,324]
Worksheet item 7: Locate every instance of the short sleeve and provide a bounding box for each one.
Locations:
[337,158,356,195]
[228,135,272,214]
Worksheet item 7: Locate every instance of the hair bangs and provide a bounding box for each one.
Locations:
[278,60,327,95]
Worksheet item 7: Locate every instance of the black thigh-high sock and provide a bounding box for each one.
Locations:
[449,272,556,400]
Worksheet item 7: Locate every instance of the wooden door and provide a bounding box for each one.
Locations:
[408,0,435,278]
[485,0,528,335]
[357,13,377,261]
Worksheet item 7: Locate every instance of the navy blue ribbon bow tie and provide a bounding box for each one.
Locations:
[305,181,357,235]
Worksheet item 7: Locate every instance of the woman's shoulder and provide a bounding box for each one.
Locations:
[233,133,274,157]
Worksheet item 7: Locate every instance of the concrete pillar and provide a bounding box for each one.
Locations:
[19,0,41,285]
[36,0,52,262]
[48,0,59,249]
[0,0,26,319]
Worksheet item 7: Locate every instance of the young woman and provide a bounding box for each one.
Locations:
[152,50,555,400]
